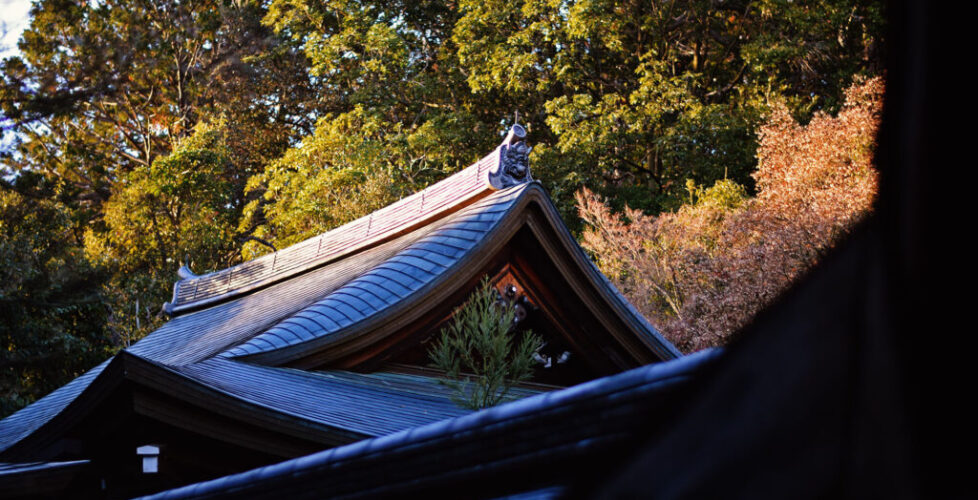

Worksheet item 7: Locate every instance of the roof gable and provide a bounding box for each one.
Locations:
[215,182,679,371]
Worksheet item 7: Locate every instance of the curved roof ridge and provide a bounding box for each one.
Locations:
[218,184,532,361]
[165,126,534,316]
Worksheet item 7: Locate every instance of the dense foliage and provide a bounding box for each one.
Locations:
[1,0,882,416]
[0,180,111,416]
[578,77,882,352]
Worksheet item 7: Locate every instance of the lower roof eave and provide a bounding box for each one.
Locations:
[135,349,720,500]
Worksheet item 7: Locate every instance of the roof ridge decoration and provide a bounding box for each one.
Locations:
[164,125,534,316]
[488,124,532,189]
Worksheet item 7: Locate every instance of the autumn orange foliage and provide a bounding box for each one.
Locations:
[578,77,883,352]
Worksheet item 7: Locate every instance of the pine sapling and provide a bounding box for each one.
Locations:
[429,277,543,410]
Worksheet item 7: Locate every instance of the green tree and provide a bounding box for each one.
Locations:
[83,120,241,341]
[429,278,543,410]
[240,107,410,254]
[2,0,316,344]
[256,0,882,237]
[452,0,882,216]
[248,0,516,249]
[1,180,111,417]
[2,0,310,198]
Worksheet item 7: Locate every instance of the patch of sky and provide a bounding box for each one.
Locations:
[0,0,32,59]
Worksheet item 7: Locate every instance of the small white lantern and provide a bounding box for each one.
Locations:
[136,445,160,474]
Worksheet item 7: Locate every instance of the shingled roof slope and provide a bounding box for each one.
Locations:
[0,350,537,461]
[170,360,482,437]
[0,361,109,454]
[218,185,529,362]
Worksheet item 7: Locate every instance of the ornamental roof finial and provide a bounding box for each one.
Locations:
[177,255,198,280]
[488,124,532,190]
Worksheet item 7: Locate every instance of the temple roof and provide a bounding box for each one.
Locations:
[217,185,529,362]
[0,126,679,494]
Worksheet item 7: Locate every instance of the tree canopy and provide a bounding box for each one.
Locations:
[578,77,883,352]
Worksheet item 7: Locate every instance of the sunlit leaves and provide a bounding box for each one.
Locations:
[453,0,881,215]
[85,119,239,342]
[242,107,408,254]
[578,77,882,352]
[249,0,506,254]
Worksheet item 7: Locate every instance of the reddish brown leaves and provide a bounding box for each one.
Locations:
[578,77,883,352]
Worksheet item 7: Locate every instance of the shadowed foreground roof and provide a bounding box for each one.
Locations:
[137,349,719,500]
[0,460,90,498]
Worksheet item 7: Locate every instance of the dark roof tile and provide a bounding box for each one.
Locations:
[387,254,446,273]
[170,359,485,437]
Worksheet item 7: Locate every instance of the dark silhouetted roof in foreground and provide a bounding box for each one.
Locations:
[136,349,719,500]
[0,460,91,498]
[0,460,89,476]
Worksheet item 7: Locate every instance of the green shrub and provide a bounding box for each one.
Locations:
[429,278,543,410]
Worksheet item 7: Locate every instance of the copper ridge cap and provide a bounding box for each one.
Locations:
[163,125,534,316]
